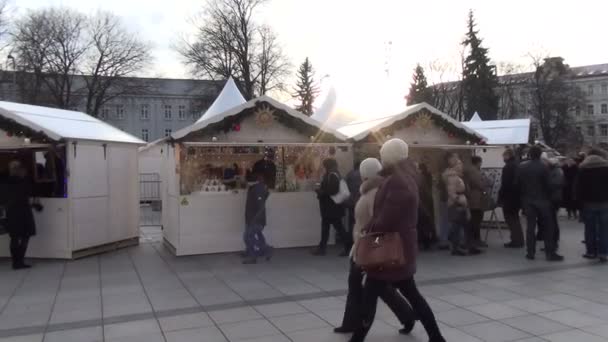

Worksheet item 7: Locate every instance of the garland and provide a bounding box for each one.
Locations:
[179,101,343,143]
[364,109,485,144]
[0,114,54,143]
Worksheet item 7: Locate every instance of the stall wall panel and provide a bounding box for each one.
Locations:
[0,198,70,259]
[178,194,246,255]
[72,197,109,250]
[139,144,165,175]
[163,196,179,248]
[69,144,109,198]
[108,145,139,241]
[265,192,321,248]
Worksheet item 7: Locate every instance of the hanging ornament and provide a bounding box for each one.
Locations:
[448,132,455,138]
[232,123,241,132]
[254,104,275,128]
[6,131,12,137]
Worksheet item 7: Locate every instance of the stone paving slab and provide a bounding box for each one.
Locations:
[1,220,608,341]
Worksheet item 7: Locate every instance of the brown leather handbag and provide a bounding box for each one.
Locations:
[354,229,406,272]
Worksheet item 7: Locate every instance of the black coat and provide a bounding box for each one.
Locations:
[245,182,269,226]
[576,155,608,205]
[498,158,519,208]
[317,172,344,219]
[516,159,552,205]
[3,176,36,237]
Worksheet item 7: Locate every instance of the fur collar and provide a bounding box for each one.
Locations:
[581,155,608,169]
[360,177,383,195]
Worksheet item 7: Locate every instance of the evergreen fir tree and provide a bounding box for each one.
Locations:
[462,10,499,120]
[406,64,433,105]
[293,57,319,116]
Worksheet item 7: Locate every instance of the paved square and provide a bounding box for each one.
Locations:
[2,219,608,341]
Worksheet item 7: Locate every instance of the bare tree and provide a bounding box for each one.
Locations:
[527,56,585,150]
[426,52,466,120]
[12,8,88,108]
[82,12,151,117]
[495,62,529,119]
[178,0,290,99]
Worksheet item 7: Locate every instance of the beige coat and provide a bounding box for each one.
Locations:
[442,167,468,208]
[464,165,485,209]
[350,177,383,259]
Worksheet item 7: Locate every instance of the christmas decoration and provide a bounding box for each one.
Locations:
[254,104,275,128]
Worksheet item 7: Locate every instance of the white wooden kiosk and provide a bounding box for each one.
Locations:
[339,103,488,225]
[0,102,144,259]
[162,96,352,256]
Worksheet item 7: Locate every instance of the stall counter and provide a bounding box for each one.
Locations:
[0,198,71,259]
[165,191,325,256]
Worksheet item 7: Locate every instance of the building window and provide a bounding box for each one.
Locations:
[575,106,581,116]
[588,125,595,137]
[164,129,172,137]
[141,104,149,120]
[164,105,172,120]
[602,83,608,95]
[141,129,149,142]
[178,105,186,120]
[588,84,594,96]
[602,104,608,114]
[601,125,608,137]
[116,105,124,120]
[576,126,582,136]
[588,105,595,115]
[100,107,110,119]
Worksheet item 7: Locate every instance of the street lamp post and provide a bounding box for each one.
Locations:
[7,54,16,100]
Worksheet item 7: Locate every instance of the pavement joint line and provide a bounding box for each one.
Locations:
[0,260,602,339]
[126,248,168,342]
[41,261,67,342]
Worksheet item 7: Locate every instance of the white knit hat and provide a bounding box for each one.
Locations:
[360,158,382,180]
[380,138,409,167]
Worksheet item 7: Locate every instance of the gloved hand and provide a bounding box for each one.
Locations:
[32,203,44,212]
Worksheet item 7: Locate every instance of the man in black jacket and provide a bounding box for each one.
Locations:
[516,146,563,261]
[242,172,272,264]
[576,149,608,262]
[499,149,524,248]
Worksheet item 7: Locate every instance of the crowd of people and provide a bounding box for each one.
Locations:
[293,141,607,341]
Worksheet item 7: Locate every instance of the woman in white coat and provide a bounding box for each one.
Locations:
[334,158,416,334]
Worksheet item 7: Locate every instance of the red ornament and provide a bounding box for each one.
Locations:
[448,132,455,138]
[233,123,241,132]
[6,131,12,137]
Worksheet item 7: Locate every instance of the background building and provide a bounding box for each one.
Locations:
[0,73,222,142]
[433,61,608,147]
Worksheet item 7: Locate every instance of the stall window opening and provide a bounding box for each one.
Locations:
[0,148,67,198]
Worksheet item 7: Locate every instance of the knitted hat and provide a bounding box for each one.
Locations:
[360,158,382,180]
[380,138,409,167]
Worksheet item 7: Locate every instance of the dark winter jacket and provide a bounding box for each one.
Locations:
[548,165,565,205]
[317,171,344,219]
[498,157,519,208]
[366,159,419,282]
[245,181,269,226]
[576,155,608,205]
[516,159,552,205]
[3,176,36,237]
[562,163,578,208]
[252,159,277,189]
[345,169,362,208]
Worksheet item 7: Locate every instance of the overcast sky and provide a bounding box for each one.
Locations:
[14,0,608,119]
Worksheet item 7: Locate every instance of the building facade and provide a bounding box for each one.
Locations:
[433,61,608,146]
[0,73,223,142]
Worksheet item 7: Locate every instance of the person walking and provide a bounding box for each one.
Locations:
[562,158,579,220]
[576,149,608,262]
[464,156,488,248]
[349,139,445,342]
[242,172,273,264]
[499,149,524,248]
[545,156,565,250]
[4,161,40,270]
[516,146,563,261]
[443,157,480,256]
[417,163,437,250]
[312,158,350,256]
[335,158,415,335]
[345,160,362,244]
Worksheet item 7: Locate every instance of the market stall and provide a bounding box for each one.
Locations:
[339,103,488,225]
[163,95,351,256]
[0,102,144,259]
